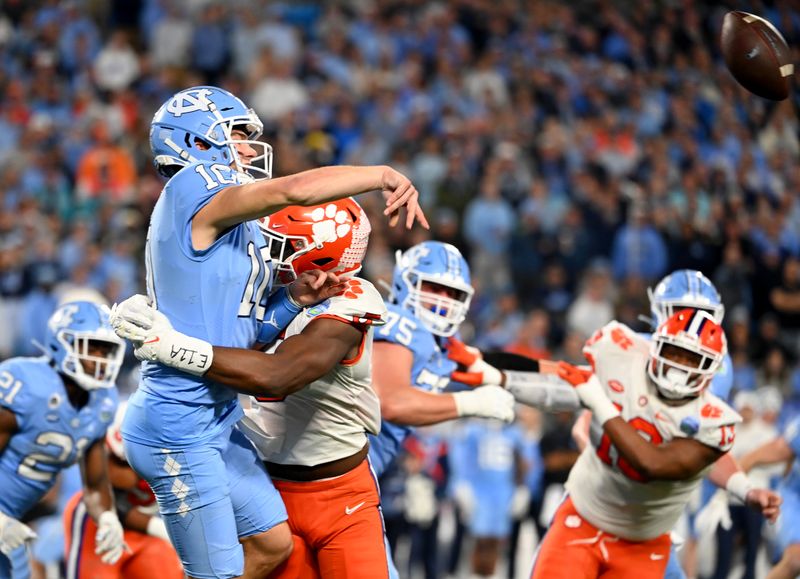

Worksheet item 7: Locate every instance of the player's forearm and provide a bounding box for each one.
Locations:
[205,346,333,399]
[380,388,459,426]
[80,441,116,520]
[225,165,386,226]
[739,438,794,472]
[602,418,710,481]
[708,452,741,488]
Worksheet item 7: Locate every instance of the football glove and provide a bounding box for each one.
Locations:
[95,511,126,564]
[0,510,36,555]
[452,385,515,422]
[447,337,504,387]
[557,362,620,425]
[110,295,214,377]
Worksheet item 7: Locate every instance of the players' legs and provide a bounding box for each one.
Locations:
[226,426,291,576]
[266,534,320,579]
[529,497,603,579]
[472,537,502,577]
[599,532,671,579]
[119,532,184,579]
[273,460,389,579]
[124,426,287,579]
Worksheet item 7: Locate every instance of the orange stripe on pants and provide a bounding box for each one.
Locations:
[530,497,671,579]
[268,459,389,579]
[63,492,184,579]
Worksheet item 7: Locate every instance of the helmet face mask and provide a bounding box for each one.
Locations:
[259,200,370,287]
[647,309,726,400]
[150,86,272,180]
[391,241,474,337]
[649,269,724,328]
[45,302,126,391]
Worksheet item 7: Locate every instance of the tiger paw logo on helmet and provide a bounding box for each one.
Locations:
[310,204,352,243]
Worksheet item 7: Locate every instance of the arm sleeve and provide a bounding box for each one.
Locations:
[504,371,581,412]
[256,287,303,345]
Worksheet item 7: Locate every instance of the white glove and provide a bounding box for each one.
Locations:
[95,511,126,564]
[453,482,475,521]
[453,385,515,423]
[510,486,531,520]
[694,490,732,538]
[110,295,214,377]
[0,510,36,555]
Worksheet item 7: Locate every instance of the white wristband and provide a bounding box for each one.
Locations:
[725,471,753,504]
[161,331,214,377]
[146,516,170,541]
[453,390,479,417]
[576,375,620,425]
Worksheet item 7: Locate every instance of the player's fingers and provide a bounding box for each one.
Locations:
[387,207,400,227]
[412,202,430,230]
[383,183,412,216]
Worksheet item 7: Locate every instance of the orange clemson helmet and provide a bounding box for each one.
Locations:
[648,308,727,400]
[258,198,371,286]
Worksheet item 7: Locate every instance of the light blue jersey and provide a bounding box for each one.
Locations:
[368,303,456,476]
[124,161,271,447]
[450,420,525,537]
[0,357,116,520]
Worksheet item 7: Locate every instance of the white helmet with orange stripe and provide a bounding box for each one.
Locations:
[648,309,727,400]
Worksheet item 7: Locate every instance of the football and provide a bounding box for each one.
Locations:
[720,10,794,100]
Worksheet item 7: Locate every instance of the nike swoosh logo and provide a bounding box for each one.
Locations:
[650,553,665,561]
[345,501,365,515]
[143,337,160,344]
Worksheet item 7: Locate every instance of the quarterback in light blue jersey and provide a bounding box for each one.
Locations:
[0,301,126,578]
[116,85,427,579]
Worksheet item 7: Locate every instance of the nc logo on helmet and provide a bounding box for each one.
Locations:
[48,304,79,332]
[167,88,214,117]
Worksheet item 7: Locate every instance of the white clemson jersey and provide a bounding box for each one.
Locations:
[239,278,387,467]
[565,321,741,541]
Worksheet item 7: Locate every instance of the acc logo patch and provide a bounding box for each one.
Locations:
[306,300,331,317]
[680,416,699,435]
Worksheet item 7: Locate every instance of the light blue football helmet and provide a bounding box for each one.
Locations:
[149,86,272,180]
[648,269,724,328]
[390,241,474,337]
[43,301,125,391]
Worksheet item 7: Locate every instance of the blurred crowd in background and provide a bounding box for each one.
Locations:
[1,0,800,577]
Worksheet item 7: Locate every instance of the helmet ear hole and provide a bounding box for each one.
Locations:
[312,257,334,267]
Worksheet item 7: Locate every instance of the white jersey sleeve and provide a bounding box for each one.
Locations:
[238,277,386,467]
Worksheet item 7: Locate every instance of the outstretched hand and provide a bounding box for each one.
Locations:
[745,488,782,523]
[289,270,348,306]
[381,167,430,230]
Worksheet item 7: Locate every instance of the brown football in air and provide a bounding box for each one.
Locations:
[721,11,794,100]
